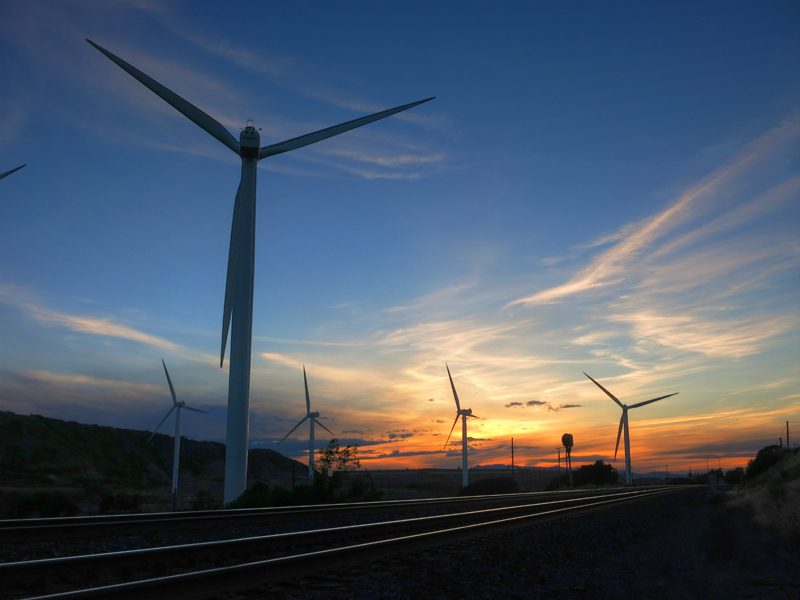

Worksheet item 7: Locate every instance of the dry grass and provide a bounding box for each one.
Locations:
[726,449,800,543]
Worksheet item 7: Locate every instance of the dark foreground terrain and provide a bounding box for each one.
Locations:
[256,489,798,600]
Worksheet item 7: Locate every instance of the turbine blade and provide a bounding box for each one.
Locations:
[584,372,624,408]
[467,414,480,419]
[628,392,678,409]
[86,40,240,155]
[614,414,624,460]
[161,359,178,406]
[147,406,176,443]
[277,415,310,445]
[220,184,241,367]
[304,365,311,413]
[258,97,435,159]
[183,406,208,414]
[443,414,460,450]
[315,419,335,436]
[446,364,461,411]
[0,164,25,180]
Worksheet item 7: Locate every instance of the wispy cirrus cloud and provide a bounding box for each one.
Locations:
[508,111,800,307]
[0,284,196,357]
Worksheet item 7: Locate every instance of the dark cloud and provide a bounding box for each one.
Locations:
[361,449,447,459]
[388,432,414,439]
[428,398,435,402]
[521,399,582,412]
[656,438,776,458]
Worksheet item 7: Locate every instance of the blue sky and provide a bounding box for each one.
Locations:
[1,1,798,474]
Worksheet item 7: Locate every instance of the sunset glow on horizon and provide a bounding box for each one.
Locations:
[1,1,798,478]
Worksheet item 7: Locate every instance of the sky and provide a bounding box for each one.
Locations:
[1,0,798,476]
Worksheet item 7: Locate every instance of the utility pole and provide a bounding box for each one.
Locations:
[511,438,515,483]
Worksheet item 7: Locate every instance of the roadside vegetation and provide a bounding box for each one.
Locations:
[226,438,382,509]
[726,445,800,543]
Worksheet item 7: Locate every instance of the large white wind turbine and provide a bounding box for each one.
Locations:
[88,40,433,503]
[278,366,334,478]
[0,165,25,180]
[148,360,208,510]
[583,372,677,485]
[443,364,481,488]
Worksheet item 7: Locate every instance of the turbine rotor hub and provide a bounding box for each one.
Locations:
[309,411,320,418]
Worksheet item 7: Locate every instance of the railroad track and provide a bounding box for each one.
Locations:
[1,487,679,599]
[0,486,645,544]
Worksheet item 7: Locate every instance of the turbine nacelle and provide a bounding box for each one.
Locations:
[308,411,320,419]
[240,125,260,158]
[458,408,473,417]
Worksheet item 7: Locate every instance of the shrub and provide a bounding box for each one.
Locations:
[546,460,619,490]
[744,445,792,481]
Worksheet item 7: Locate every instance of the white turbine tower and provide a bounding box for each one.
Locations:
[583,372,677,485]
[278,366,334,479]
[443,364,481,488]
[88,40,433,503]
[0,165,25,180]
[148,360,208,510]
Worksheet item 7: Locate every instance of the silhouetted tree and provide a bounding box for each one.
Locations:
[317,438,360,476]
[546,460,619,490]
[724,467,744,484]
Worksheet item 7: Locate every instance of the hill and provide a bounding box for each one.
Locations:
[0,410,306,513]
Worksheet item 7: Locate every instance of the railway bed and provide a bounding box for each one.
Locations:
[1,487,682,599]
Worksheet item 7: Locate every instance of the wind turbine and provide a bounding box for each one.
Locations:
[87,40,433,503]
[0,165,25,180]
[148,360,208,510]
[278,366,334,478]
[443,364,481,488]
[583,372,677,485]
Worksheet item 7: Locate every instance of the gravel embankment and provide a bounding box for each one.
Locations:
[259,489,800,600]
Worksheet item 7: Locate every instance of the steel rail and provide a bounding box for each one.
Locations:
[0,486,644,543]
[6,488,676,600]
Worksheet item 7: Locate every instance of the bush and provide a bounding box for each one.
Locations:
[744,446,792,481]
[99,492,142,514]
[725,467,745,484]
[458,477,519,496]
[546,460,620,490]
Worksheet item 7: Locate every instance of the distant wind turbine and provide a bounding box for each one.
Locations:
[148,360,207,510]
[443,364,481,488]
[87,39,433,503]
[583,372,677,485]
[0,165,25,180]
[278,366,334,478]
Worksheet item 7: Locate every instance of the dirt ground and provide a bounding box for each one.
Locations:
[275,488,800,600]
